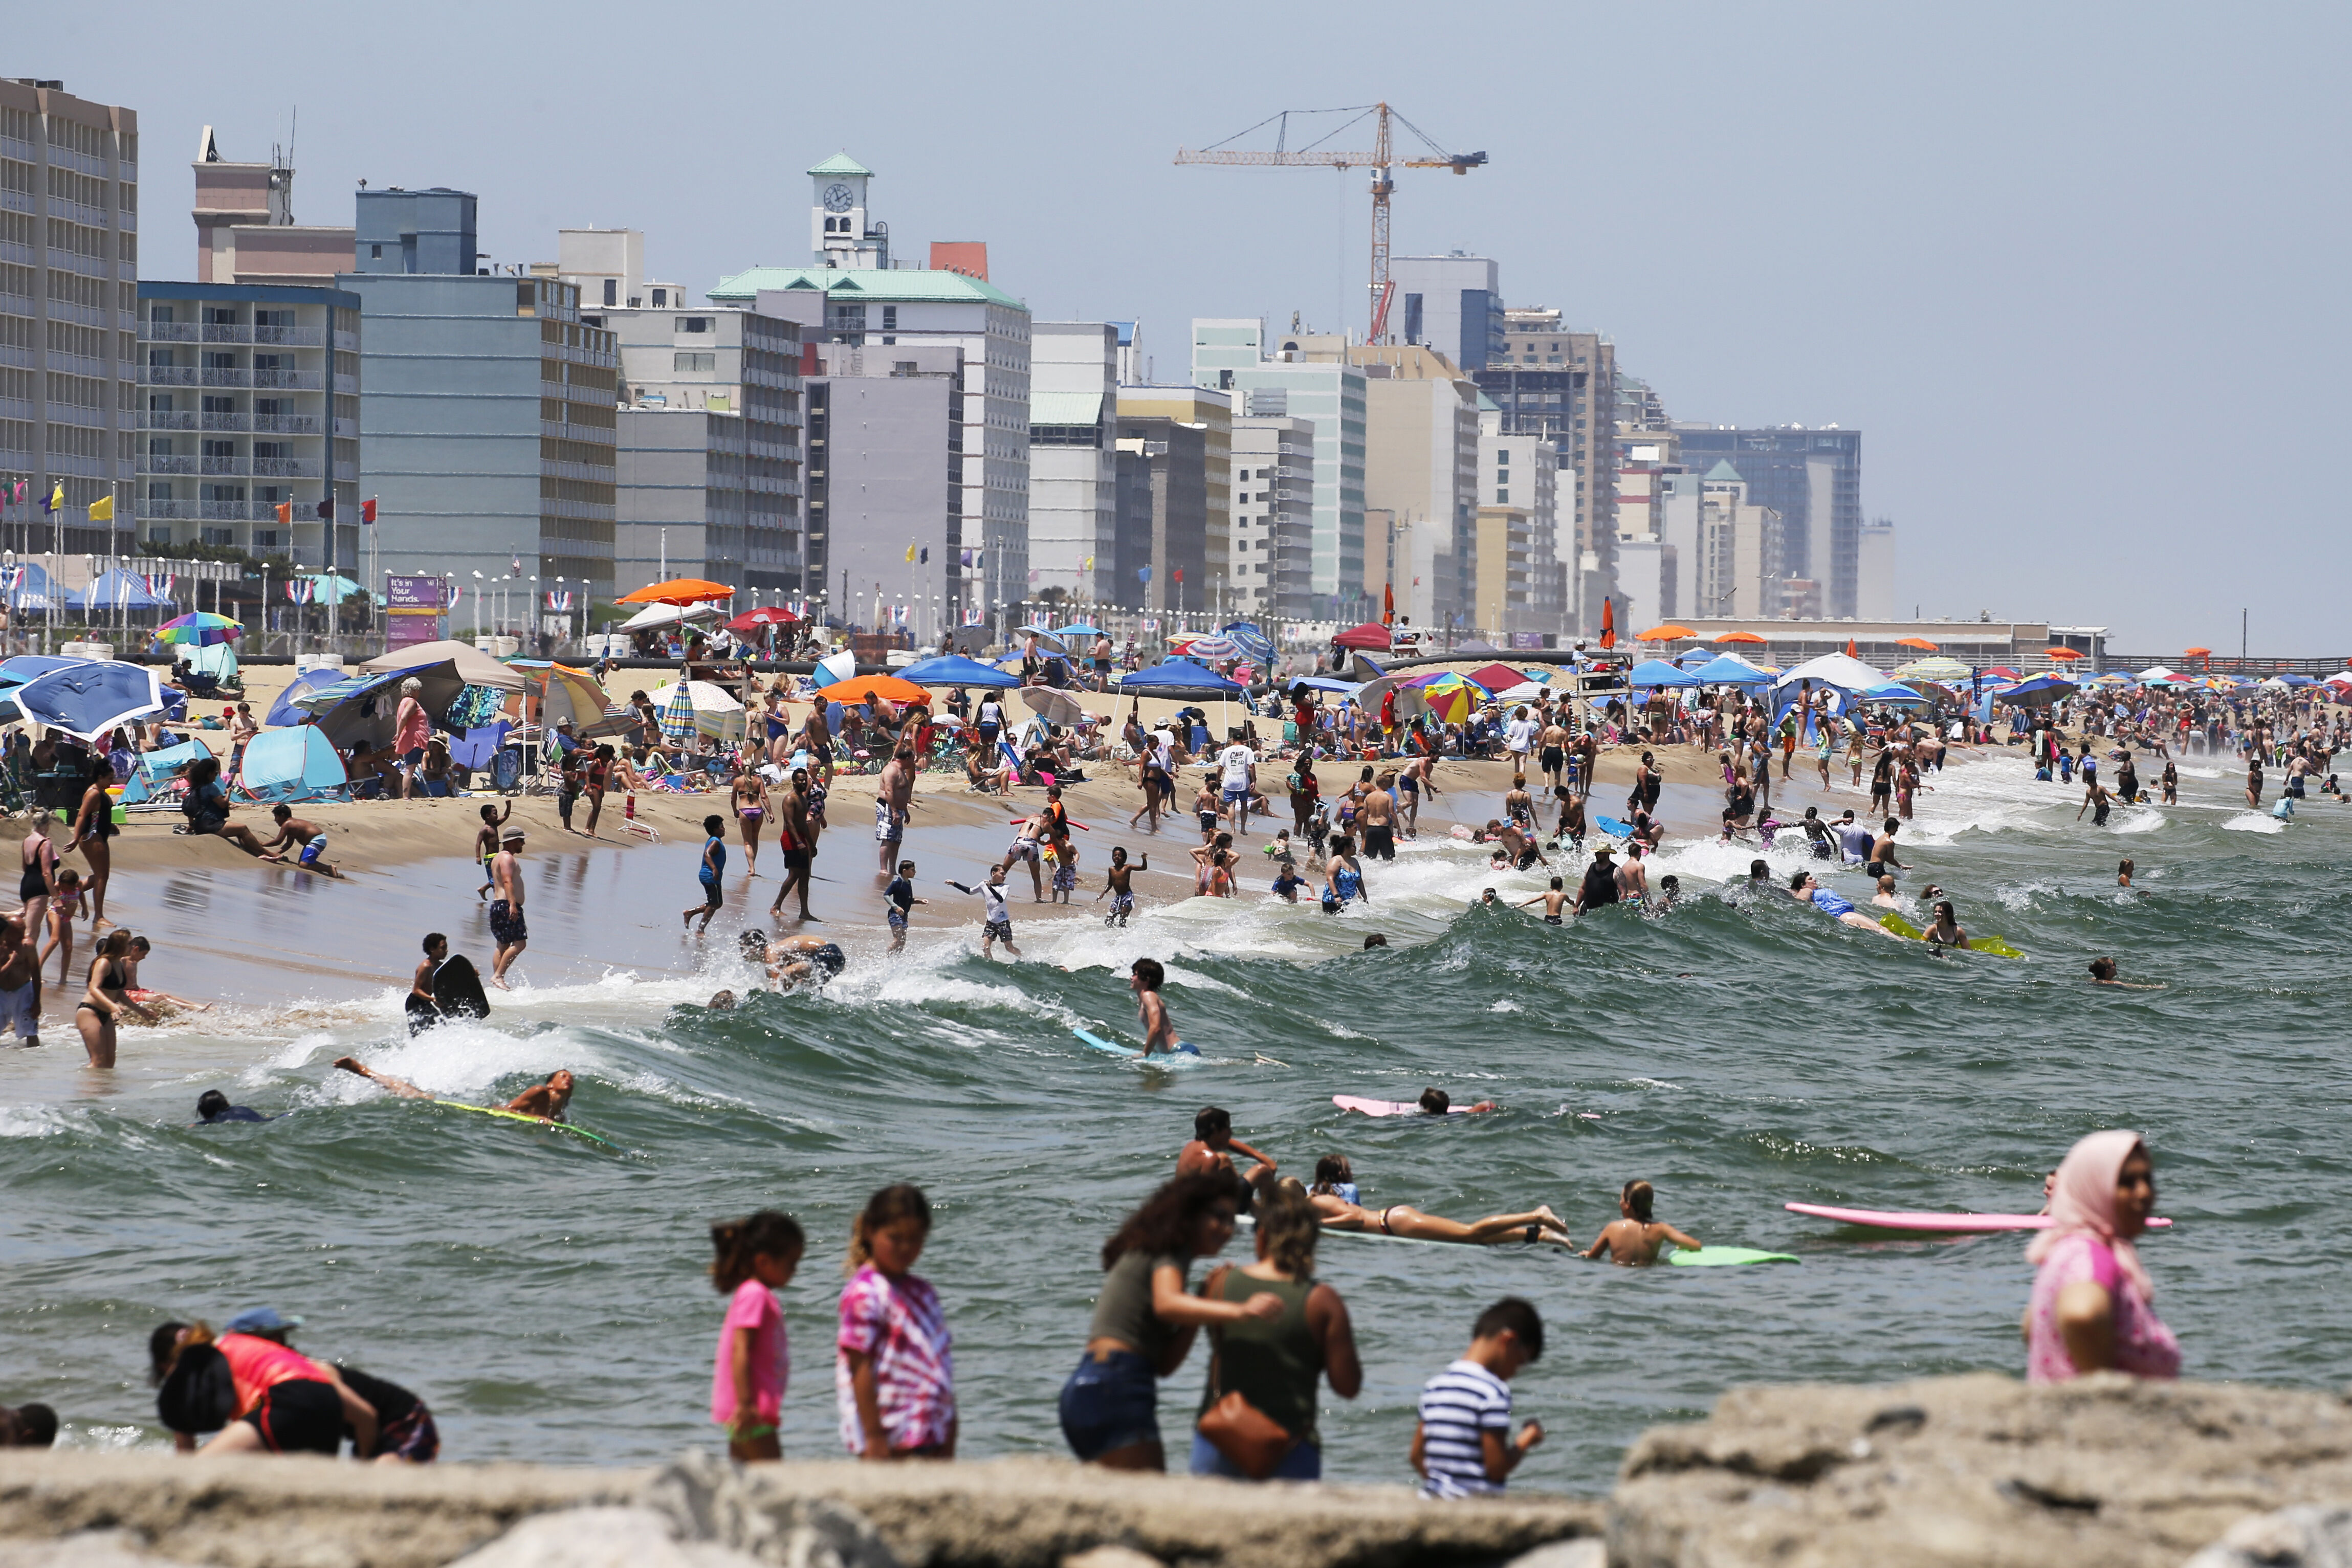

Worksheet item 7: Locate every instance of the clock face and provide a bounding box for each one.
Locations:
[823,183,855,214]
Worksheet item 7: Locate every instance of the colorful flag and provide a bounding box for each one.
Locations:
[361,497,378,525]
[275,502,293,525]
[511,553,523,575]
[87,494,113,522]
[904,542,916,563]
[285,580,313,604]
[919,546,929,565]
[144,573,173,597]
[41,483,61,515]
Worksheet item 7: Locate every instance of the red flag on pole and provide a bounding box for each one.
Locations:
[1846,637,1858,657]
[1599,597,1617,650]
[361,497,378,524]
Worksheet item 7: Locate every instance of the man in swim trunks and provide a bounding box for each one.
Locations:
[1518,876,1570,925]
[257,806,342,877]
[875,746,915,871]
[1001,815,1047,903]
[487,828,527,989]
[334,1057,576,1121]
[769,768,820,925]
[1358,780,1398,862]
[1537,716,1569,793]
[1615,841,1650,905]
[1865,818,1905,879]
[1178,1104,1277,1207]
[742,931,848,988]
[1785,870,1908,939]
[1571,845,1620,916]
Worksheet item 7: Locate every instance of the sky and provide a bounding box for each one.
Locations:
[25,1,2351,653]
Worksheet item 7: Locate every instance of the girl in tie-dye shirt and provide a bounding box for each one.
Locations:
[837,1184,956,1458]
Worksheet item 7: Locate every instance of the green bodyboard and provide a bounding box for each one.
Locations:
[436,1100,616,1149]
[1668,1246,1799,1267]
[1880,911,2022,957]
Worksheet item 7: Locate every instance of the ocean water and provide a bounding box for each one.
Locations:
[2,752,2343,1495]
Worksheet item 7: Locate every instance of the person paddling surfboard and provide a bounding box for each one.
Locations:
[334,1057,574,1123]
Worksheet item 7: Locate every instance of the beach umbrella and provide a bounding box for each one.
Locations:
[620,601,720,633]
[306,573,363,606]
[1410,673,1484,724]
[1020,687,1090,726]
[1332,622,1392,652]
[359,640,524,690]
[1714,630,1767,645]
[1050,622,1107,641]
[1891,656,1972,682]
[155,611,243,647]
[1774,652,1888,693]
[619,577,734,605]
[727,606,799,632]
[1598,598,1617,649]
[1895,636,1939,652]
[1464,662,1530,692]
[14,660,165,740]
[648,679,745,742]
[1983,666,2021,680]
[2045,647,2087,662]
[824,674,934,708]
[1633,624,1695,643]
[2136,665,2177,682]
[1220,621,1276,663]
[1171,634,1243,660]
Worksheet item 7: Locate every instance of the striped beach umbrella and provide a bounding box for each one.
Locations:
[660,678,698,745]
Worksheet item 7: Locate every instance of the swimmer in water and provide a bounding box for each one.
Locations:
[1305,1155,1575,1248]
[1417,1087,1498,1115]
[2117,858,2135,888]
[1130,956,1180,1056]
[1582,1180,1701,1266]
[1923,900,1972,949]
[737,930,848,989]
[333,1058,576,1121]
[1516,876,1570,925]
[1177,1104,1277,1205]
[2087,955,2163,989]
[1786,871,1908,939]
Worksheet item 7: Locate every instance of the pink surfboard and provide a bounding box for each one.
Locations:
[1785,1203,2171,1232]
[1334,1095,1472,1118]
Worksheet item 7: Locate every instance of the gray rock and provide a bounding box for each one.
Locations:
[642,1456,899,1568]
[1504,1541,1603,1568]
[2185,1505,2352,1568]
[450,1508,763,1568]
[0,1533,205,1568]
[1059,1551,1166,1568]
[1611,1373,2352,1568]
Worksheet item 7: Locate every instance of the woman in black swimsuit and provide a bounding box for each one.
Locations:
[69,756,118,933]
[76,928,155,1068]
[19,819,59,964]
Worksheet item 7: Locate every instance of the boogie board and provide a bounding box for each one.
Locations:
[1072,1027,1198,1063]
[431,956,493,1021]
[1667,1247,1799,1267]
[1333,1095,1474,1118]
[1785,1202,2171,1233]
[1879,912,2025,958]
[1591,813,1637,839]
[435,1099,616,1150]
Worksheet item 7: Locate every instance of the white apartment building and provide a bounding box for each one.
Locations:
[1695,460,1774,620]
[1479,422,1563,637]
[1,79,139,555]
[711,156,1029,620]
[1027,322,1117,606]
[1230,415,1312,617]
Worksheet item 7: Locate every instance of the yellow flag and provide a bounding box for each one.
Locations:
[87,494,113,522]
[905,542,917,563]
[1082,556,1094,570]
[47,483,62,512]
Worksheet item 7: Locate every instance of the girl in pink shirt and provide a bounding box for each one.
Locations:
[2024,1130,2179,1383]
[837,1184,956,1460]
[709,1209,804,1461]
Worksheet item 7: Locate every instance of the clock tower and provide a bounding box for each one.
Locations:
[809,152,886,270]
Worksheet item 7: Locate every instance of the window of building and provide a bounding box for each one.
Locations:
[675,352,715,372]
[254,529,280,549]
[881,307,897,331]
[678,317,711,334]
[1496,488,1509,503]
[603,279,617,307]
[370,245,382,258]
[651,288,668,307]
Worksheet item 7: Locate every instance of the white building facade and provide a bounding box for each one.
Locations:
[1027,322,1117,606]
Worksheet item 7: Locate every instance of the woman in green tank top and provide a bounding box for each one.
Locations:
[1192,1186,1361,1481]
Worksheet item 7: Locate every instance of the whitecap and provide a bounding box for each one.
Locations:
[2222,812,2287,835]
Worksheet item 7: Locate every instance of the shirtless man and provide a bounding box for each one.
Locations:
[1582,1180,1701,1266]
[335,1057,576,1121]
[1866,818,1906,877]
[1357,781,1398,862]
[2087,955,2163,989]
[1177,1102,1277,1203]
[1869,874,1902,909]
[1516,876,1571,925]
[1553,790,1587,851]
[742,931,848,989]
[487,829,527,988]
[1536,717,1570,793]
[768,768,820,924]
[1130,956,1181,1055]
[874,746,915,872]
[1614,841,1651,904]
[258,806,342,878]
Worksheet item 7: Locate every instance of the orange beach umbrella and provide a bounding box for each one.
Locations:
[1714,630,1767,645]
[822,674,934,708]
[1896,636,1939,651]
[2182,646,2212,657]
[1634,624,1696,642]
[619,577,734,605]
[2046,647,2086,661]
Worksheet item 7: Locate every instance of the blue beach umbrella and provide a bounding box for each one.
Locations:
[14,660,165,740]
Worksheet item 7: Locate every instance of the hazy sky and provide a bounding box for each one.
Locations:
[27,1,2349,652]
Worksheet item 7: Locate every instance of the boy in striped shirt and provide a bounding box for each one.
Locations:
[1410,1297,1546,1497]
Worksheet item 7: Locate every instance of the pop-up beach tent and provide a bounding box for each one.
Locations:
[120,738,215,805]
[237,725,348,803]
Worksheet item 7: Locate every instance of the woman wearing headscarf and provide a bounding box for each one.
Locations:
[2023,1130,2179,1383]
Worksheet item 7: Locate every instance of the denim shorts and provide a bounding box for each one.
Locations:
[1189,1430,1321,1482]
[1059,1350,1158,1461]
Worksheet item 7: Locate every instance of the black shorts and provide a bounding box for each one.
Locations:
[782,848,810,871]
[489,899,527,947]
[1363,825,1395,860]
[982,919,1013,942]
[242,1378,343,1455]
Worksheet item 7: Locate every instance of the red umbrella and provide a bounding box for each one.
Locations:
[1332,622,1392,651]
[728,607,799,631]
[1599,598,1617,650]
[1466,662,1529,692]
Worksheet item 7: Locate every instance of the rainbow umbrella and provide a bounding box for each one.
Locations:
[155,611,243,647]
[1409,671,1487,724]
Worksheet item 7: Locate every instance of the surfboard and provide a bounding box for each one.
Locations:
[1071,1027,1198,1063]
[1785,1202,2171,1233]
[431,956,492,1020]
[1879,912,2024,958]
[1591,813,1637,838]
[1668,1247,1799,1267]
[435,1099,616,1149]
[1333,1095,1470,1118]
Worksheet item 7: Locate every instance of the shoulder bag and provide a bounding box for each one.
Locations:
[1194,1264,1299,1480]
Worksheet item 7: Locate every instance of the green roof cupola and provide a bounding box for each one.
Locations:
[810,154,884,270]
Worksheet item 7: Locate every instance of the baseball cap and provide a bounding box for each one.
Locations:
[223,1307,304,1336]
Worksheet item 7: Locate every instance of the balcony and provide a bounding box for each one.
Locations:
[253,369,321,390]
[200,501,261,521]
[141,500,200,520]
[140,410,196,430]
[140,321,197,343]
[200,413,250,432]
[200,458,250,477]
[252,457,321,479]
[253,325,322,347]
[198,368,249,388]
[201,324,252,344]
[252,414,320,435]
[142,455,196,474]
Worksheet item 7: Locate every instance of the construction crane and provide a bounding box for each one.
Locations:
[1176,103,1486,344]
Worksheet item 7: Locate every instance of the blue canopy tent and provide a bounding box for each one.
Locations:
[120,737,215,805]
[1115,660,1248,695]
[1048,623,1106,641]
[3,563,66,614]
[266,668,351,726]
[1684,653,1774,687]
[897,654,1020,689]
[1860,680,1931,705]
[1626,658,1701,689]
[237,725,349,803]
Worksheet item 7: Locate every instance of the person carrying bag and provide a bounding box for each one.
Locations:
[1191,1188,1360,1482]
